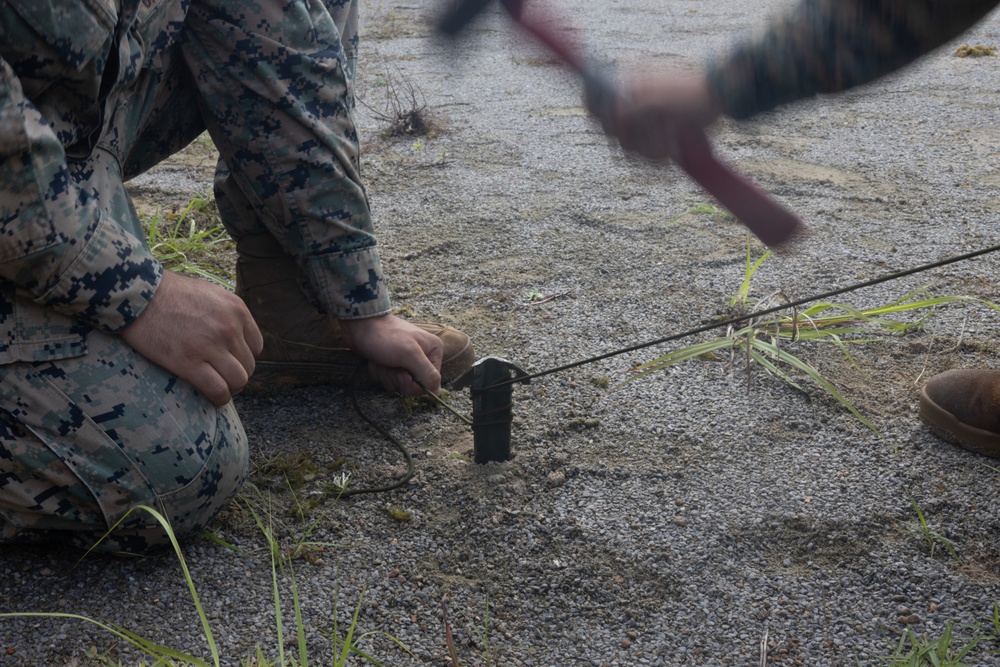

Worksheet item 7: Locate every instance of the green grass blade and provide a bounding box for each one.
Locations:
[341,645,384,666]
[198,529,245,555]
[122,506,221,667]
[822,332,864,373]
[246,502,286,667]
[347,630,415,664]
[335,593,365,667]
[747,347,805,392]
[868,294,1000,316]
[774,324,875,341]
[628,337,738,375]
[288,560,308,667]
[731,240,772,308]
[748,338,883,438]
[0,612,211,667]
[666,201,726,226]
[336,630,408,667]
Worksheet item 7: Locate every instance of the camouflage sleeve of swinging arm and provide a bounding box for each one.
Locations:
[706,0,1000,120]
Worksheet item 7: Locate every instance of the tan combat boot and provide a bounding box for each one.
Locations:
[235,234,474,391]
[918,369,1000,458]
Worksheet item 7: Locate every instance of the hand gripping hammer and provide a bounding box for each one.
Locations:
[436,0,804,248]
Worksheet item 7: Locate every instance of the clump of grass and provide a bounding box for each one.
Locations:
[360,11,422,41]
[401,388,453,416]
[623,237,1000,436]
[905,496,959,560]
[591,375,611,389]
[362,65,437,139]
[440,595,499,667]
[955,44,997,58]
[874,611,1000,666]
[462,596,496,666]
[145,194,235,290]
[385,505,411,522]
[254,452,323,491]
[0,504,411,666]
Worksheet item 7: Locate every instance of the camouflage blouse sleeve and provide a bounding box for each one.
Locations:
[0,61,162,335]
[706,0,1000,119]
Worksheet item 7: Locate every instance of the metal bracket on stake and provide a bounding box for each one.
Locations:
[452,356,530,463]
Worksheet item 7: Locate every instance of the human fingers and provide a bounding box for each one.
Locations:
[186,361,236,406]
[245,317,264,357]
[339,315,443,394]
[365,349,441,397]
[406,331,443,394]
[212,346,254,399]
[189,324,257,404]
[616,110,680,161]
[231,322,259,379]
[611,73,722,161]
[198,302,258,399]
[121,271,260,405]
[365,363,419,396]
[371,356,440,396]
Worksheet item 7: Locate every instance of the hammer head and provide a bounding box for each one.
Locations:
[435,0,522,37]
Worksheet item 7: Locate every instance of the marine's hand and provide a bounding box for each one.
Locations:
[594,72,723,162]
[339,314,444,396]
[121,271,263,405]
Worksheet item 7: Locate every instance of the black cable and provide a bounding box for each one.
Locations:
[486,242,1000,389]
[340,366,416,499]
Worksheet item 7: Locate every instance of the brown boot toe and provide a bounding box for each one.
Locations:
[412,321,475,383]
[918,369,1000,458]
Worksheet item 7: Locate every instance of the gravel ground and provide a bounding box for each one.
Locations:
[5,1,1000,665]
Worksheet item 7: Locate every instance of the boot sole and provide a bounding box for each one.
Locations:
[918,385,1000,458]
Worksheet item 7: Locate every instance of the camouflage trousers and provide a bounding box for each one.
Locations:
[0,333,249,554]
[0,0,360,554]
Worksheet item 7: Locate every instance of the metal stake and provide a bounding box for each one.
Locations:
[452,356,530,463]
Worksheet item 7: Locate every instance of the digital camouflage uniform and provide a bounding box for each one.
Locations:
[0,0,384,553]
[706,0,1000,120]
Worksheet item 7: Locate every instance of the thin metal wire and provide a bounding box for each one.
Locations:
[482,242,1000,389]
[415,380,473,424]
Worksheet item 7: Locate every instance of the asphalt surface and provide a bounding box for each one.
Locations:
[5,1,1000,665]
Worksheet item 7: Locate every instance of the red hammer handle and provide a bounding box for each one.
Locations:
[677,127,804,248]
[506,2,804,248]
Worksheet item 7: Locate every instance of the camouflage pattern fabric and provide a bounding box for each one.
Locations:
[0,0,370,552]
[0,329,249,553]
[707,0,1000,120]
